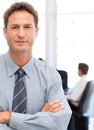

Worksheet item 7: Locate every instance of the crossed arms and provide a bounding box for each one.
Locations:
[0,100,71,130]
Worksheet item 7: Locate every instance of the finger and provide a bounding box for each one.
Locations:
[41,100,64,112]
[49,101,63,109]
[52,106,63,113]
[48,100,60,105]
[53,102,63,109]
[41,103,49,112]
[46,101,63,112]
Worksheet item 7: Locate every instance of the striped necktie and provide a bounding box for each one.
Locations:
[12,68,27,113]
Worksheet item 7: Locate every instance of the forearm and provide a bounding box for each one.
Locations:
[0,102,71,130]
[9,112,58,130]
[9,109,71,130]
[9,100,71,130]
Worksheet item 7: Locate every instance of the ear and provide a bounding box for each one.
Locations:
[3,27,7,39]
[35,26,39,38]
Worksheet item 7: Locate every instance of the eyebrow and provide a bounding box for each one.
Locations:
[10,24,33,26]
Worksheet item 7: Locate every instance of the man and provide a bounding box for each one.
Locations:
[65,63,89,111]
[0,2,72,130]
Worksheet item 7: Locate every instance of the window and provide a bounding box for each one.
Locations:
[57,0,94,86]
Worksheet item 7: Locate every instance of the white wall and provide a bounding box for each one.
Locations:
[57,0,94,86]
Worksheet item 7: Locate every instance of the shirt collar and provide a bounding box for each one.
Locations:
[5,52,33,78]
[22,58,33,78]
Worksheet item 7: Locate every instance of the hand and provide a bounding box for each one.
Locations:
[0,112,11,124]
[41,100,64,113]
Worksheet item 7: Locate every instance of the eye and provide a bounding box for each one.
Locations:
[24,25,32,29]
[25,26,31,28]
[12,26,16,29]
[11,26,18,29]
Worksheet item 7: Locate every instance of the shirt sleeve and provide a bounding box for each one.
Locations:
[0,124,14,130]
[66,77,87,102]
[9,67,72,130]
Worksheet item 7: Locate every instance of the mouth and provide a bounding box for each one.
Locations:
[15,41,27,46]
[15,40,27,44]
[16,40,27,42]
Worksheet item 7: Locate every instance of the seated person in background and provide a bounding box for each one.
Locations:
[65,63,89,111]
[57,70,68,91]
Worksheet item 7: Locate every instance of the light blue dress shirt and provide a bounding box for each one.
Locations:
[0,52,72,130]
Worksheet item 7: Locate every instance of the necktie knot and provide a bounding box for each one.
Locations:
[17,68,25,80]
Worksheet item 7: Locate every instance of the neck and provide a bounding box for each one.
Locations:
[9,51,32,67]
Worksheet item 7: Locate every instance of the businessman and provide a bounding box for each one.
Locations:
[0,2,72,130]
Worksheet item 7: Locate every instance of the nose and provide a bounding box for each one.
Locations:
[17,27,25,38]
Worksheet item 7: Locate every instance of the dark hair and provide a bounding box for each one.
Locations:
[38,58,43,61]
[3,2,38,28]
[78,63,89,74]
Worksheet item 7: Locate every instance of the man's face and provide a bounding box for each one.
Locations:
[78,69,83,77]
[3,11,39,55]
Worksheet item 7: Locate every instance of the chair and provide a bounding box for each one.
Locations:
[57,70,68,91]
[68,80,94,130]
